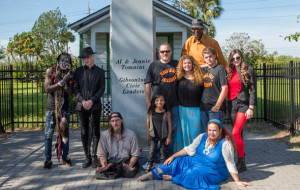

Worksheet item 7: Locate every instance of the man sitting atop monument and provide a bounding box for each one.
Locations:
[95,112,140,179]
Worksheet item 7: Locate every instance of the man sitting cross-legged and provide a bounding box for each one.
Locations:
[95,112,140,179]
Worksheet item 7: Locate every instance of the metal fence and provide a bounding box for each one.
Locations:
[253,61,300,134]
[1,61,299,134]
[0,64,111,132]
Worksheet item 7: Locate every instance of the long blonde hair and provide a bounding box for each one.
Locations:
[177,55,203,85]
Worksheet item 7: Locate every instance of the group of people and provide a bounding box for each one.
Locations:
[42,18,256,189]
[42,47,141,180]
[142,18,256,189]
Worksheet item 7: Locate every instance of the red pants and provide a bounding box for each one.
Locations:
[232,112,247,158]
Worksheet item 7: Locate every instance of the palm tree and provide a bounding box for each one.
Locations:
[167,0,224,38]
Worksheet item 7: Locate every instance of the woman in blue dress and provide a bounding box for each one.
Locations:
[138,119,250,189]
[175,55,204,152]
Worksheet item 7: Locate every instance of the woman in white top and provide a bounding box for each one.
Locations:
[138,119,250,189]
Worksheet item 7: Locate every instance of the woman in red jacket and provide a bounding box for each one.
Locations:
[227,49,256,173]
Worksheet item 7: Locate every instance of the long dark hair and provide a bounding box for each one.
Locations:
[147,93,168,114]
[227,49,250,87]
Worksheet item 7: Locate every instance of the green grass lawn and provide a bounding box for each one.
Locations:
[2,81,109,130]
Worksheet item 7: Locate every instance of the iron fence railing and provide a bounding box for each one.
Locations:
[0,63,111,132]
[253,61,300,134]
[1,61,299,134]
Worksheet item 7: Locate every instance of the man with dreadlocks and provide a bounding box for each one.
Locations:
[43,53,73,169]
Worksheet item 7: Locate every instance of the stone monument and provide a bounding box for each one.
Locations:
[110,0,155,147]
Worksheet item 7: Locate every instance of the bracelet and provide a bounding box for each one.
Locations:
[62,80,67,84]
[57,81,63,87]
[249,108,253,111]
[214,105,220,110]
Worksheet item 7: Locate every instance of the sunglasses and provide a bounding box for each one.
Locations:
[160,50,171,54]
[191,27,203,30]
[231,56,241,62]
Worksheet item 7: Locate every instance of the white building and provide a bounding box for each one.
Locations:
[68,0,201,70]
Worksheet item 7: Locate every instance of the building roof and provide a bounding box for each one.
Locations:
[68,0,207,32]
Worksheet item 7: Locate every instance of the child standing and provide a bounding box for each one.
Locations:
[145,93,172,173]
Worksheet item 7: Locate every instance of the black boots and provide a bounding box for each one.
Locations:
[92,156,99,168]
[236,157,247,173]
[43,160,52,170]
[82,158,92,168]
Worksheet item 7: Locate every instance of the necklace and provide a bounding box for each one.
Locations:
[184,72,192,79]
[203,139,215,155]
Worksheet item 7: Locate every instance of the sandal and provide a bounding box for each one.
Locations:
[145,163,152,173]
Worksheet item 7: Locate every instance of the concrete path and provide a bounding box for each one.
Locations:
[1,128,300,190]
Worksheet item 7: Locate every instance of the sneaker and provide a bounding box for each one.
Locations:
[63,157,72,167]
[92,157,99,168]
[236,157,247,173]
[43,160,52,170]
[82,158,92,168]
[145,163,153,173]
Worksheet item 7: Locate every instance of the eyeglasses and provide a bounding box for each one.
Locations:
[231,56,241,62]
[159,50,171,54]
[191,28,203,31]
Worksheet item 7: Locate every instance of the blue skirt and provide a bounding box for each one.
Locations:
[151,156,228,190]
[175,106,203,152]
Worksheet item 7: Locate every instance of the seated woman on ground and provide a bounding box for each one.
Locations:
[138,119,250,189]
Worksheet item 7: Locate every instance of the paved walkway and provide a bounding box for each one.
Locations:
[1,128,300,190]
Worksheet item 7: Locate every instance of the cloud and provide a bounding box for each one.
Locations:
[0,40,9,48]
[69,40,79,56]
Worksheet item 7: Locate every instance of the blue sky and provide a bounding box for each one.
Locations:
[0,0,299,57]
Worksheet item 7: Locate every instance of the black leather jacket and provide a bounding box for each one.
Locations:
[73,65,105,111]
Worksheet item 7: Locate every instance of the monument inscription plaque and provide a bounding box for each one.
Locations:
[110,0,155,147]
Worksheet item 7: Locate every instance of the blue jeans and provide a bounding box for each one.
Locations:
[200,110,225,131]
[45,110,70,161]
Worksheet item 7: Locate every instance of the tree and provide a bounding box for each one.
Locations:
[7,32,36,65]
[284,32,300,42]
[222,33,251,56]
[32,7,75,65]
[284,15,299,42]
[167,0,223,37]
[274,55,300,64]
[0,45,5,60]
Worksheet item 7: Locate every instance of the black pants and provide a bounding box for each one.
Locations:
[228,99,249,124]
[78,110,101,159]
[95,160,139,179]
[228,99,249,139]
[148,137,167,165]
